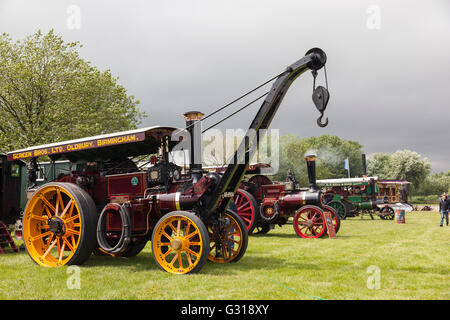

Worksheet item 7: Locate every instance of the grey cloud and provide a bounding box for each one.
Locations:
[0,0,448,171]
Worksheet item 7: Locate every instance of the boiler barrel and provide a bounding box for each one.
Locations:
[280,191,321,209]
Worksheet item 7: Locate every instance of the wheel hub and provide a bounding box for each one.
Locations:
[171,238,183,251]
[48,216,66,236]
[306,220,313,228]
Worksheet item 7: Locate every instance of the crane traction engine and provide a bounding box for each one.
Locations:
[7,48,330,274]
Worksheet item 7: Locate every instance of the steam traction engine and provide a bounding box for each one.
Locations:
[234,155,340,238]
[0,153,25,253]
[316,155,413,220]
[8,48,331,274]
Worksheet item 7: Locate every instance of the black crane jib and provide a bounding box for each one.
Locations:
[202,47,329,219]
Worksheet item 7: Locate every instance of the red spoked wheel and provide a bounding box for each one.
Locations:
[293,205,326,239]
[233,189,257,234]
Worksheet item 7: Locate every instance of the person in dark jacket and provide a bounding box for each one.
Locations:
[439,193,449,227]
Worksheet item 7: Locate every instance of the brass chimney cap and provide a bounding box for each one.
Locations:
[305,154,317,162]
[183,111,204,121]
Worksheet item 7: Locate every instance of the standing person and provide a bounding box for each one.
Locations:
[439,193,449,227]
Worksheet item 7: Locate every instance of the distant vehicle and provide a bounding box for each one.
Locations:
[0,153,25,243]
[208,157,341,238]
[317,177,412,220]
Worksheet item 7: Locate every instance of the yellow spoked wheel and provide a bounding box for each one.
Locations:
[151,211,209,274]
[23,182,97,267]
[208,210,248,263]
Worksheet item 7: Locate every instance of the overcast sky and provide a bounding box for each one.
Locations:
[1,0,449,172]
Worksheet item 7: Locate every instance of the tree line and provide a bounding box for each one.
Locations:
[273,134,449,197]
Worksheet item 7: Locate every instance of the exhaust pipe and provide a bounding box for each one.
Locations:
[183,111,204,182]
[361,153,367,177]
[305,154,318,191]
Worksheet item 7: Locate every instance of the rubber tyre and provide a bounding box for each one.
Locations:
[23,182,98,267]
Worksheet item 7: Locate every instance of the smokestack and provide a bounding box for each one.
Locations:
[361,154,367,177]
[305,154,317,191]
[183,111,204,182]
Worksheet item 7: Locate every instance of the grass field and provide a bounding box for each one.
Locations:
[0,211,448,300]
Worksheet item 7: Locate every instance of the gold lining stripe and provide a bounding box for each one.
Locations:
[175,192,181,211]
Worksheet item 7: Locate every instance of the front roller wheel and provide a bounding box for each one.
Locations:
[207,209,248,263]
[293,205,327,239]
[23,182,98,267]
[151,211,209,274]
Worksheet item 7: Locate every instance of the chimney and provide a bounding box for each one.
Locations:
[361,153,367,177]
[305,154,318,191]
[183,111,204,182]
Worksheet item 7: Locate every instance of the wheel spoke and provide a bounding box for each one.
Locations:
[162,231,173,241]
[178,253,183,269]
[185,222,191,237]
[58,241,66,262]
[60,199,73,219]
[170,252,179,265]
[185,248,200,258]
[31,231,52,241]
[62,236,75,252]
[186,252,193,266]
[66,228,80,236]
[43,239,57,258]
[31,215,49,222]
[65,214,79,223]
[168,222,178,234]
[185,230,198,239]
[56,189,65,216]
[162,248,174,259]
[176,219,181,237]
[40,196,56,215]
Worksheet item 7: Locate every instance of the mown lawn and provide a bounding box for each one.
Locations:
[0,211,448,300]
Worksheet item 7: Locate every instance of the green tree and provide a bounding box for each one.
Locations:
[388,150,431,189]
[272,134,364,185]
[415,171,450,196]
[0,30,145,151]
[367,150,431,190]
[367,153,391,178]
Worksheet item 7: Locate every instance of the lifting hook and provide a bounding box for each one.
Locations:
[312,85,330,128]
[317,113,328,128]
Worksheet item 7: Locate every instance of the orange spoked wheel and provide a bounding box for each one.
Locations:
[23,182,97,267]
[151,211,209,274]
[208,210,248,263]
[293,205,326,239]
